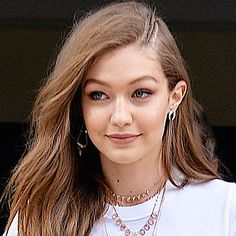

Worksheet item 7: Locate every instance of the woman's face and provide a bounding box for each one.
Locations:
[82,44,184,165]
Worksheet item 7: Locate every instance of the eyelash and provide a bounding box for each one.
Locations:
[88,89,152,101]
[89,91,108,100]
[132,89,152,98]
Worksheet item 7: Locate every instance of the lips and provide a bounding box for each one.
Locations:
[105,133,142,144]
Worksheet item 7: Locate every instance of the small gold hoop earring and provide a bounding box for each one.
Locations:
[77,129,88,156]
[168,110,176,121]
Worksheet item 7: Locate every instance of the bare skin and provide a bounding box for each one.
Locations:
[82,44,186,205]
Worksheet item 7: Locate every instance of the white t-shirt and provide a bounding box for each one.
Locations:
[4,179,236,236]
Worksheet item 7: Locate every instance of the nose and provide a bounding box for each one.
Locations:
[110,97,132,127]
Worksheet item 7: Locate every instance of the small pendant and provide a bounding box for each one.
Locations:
[148,218,154,225]
[144,224,150,231]
[151,212,158,219]
[79,149,82,157]
[116,218,122,225]
[126,196,131,202]
[112,213,118,219]
[139,229,145,235]
[120,224,126,231]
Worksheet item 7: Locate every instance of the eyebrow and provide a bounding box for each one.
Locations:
[83,76,158,88]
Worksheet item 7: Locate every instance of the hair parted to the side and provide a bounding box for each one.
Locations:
[2,1,221,235]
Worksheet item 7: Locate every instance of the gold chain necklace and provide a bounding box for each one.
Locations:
[103,184,166,236]
[109,181,159,205]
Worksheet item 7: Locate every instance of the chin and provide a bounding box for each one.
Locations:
[106,155,142,165]
[99,148,143,165]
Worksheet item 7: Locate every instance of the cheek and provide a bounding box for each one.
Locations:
[143,100,169,124]
[82,105,107,132]
[138,102,169,139]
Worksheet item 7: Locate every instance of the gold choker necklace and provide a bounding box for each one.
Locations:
[110,189,150,204]
[109,182,159,205]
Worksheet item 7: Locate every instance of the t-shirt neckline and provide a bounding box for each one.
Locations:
[104,181,171,221]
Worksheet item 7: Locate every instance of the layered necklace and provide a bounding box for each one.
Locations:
[103,184,166,236]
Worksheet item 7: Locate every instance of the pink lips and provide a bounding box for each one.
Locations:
[105,133,141,144]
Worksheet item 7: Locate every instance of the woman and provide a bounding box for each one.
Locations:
[2,1,236,235]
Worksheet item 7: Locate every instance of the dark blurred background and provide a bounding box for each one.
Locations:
[0,0,236,234]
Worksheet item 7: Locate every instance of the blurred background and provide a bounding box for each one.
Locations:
[0,0,236,234]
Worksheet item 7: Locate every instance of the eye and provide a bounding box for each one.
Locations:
[89,91,108,100]
[132,89,152,98]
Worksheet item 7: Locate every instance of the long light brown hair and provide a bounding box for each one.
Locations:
[2,1,221,235]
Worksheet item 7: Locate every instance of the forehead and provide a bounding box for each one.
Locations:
[84,44,164,83]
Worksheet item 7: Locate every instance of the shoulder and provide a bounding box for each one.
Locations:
[166,178,236,207]
[223,180,236,236]
[3,214,18,236]
[207,179,236,236]
[183,179,236,222]
[185,179,236,201]
[168,178,235,193]
[166,179,236,216]
[184,179,236,196]
[194,178,236,192]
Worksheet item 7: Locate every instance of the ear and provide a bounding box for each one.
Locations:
[168,80,187,111]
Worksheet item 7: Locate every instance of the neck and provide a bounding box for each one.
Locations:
[100,152,166,206]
